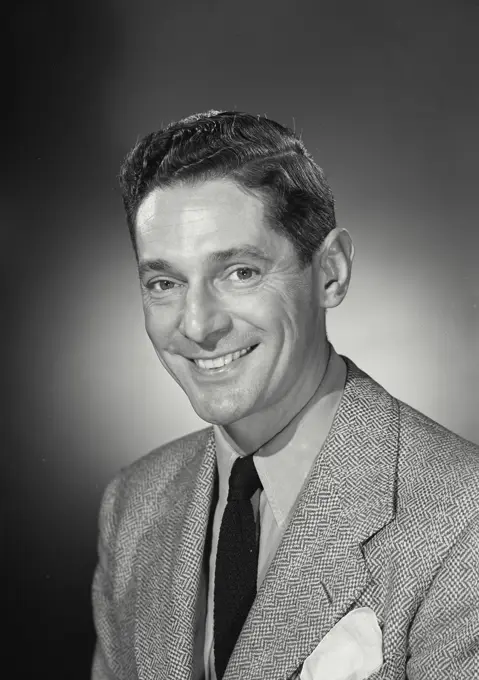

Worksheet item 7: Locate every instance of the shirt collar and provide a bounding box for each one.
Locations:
[214,346,347,526]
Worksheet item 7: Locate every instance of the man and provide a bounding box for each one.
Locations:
[91,110,479,680]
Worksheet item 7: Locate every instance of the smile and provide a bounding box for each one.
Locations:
[191,345,257,371]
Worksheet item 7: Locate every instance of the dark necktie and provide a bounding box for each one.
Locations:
[213,455,263,680]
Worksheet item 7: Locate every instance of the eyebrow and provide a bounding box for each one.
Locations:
[138,246,273,277]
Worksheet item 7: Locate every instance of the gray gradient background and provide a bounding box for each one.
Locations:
[6,0,478,676]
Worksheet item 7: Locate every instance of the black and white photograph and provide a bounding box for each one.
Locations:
[7,1,478,678]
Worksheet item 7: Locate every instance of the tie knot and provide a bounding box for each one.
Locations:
[228,455,262,501]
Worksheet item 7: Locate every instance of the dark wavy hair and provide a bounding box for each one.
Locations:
[119,110,337,266]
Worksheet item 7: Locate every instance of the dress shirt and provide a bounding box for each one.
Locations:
[203,347,347,680]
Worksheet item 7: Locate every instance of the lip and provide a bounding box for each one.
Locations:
[187,345,257,362]
[188,344,259,378]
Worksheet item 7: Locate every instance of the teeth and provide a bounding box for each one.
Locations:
[195,346,253,370]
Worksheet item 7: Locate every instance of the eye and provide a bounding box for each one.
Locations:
[146,279,182,294]
[156,280,177,291]
[228,267,260,282]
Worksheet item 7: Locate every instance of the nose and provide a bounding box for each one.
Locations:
[178,282,231,346]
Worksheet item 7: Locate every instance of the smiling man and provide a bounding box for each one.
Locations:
[135,176,346,450]
[91,111,479,680]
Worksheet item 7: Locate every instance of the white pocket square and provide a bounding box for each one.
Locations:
[300,607,383,680]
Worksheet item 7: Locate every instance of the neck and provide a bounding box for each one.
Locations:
[224,344,331,454]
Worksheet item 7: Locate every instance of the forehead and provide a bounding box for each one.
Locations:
[135,178,284,262]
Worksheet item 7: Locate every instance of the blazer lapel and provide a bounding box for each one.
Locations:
[224,359,399,680]
[135,430,217,680]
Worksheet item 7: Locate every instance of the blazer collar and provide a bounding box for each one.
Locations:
[135,429,218,680]
[224,357,399,680]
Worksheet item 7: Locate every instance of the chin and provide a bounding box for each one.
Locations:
[189,394,254,427]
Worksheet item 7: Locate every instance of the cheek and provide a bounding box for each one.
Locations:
[144,305,177,348]
[259,285,311,337]
[277,297,320,354]
[242,282,297,324]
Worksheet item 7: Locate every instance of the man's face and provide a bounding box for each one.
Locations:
[135,178,327,426]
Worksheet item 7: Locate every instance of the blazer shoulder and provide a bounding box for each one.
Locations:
[122,425,212,486]
[396,399,479,521]
[98,426,213,530]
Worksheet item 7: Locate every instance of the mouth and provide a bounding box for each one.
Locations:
[188,345,259,373]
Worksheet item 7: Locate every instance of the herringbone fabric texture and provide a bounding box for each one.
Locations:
[91,358,479,680]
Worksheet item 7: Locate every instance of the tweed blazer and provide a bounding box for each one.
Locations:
[91,358,479,679]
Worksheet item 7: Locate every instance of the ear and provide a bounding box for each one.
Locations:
[314,228,354,308]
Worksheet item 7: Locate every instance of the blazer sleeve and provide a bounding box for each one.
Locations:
[406,514,479,679]
[91,474,130,680]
